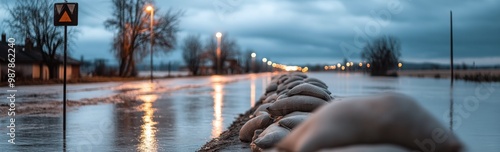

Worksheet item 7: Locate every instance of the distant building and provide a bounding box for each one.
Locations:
[0,34,80,81]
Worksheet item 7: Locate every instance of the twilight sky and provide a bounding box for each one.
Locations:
[1,0,499,66]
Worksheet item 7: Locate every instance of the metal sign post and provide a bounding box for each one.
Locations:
[54,2,78,150]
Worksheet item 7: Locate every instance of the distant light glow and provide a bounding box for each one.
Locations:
[341,66,345,71]
[251,53,256,58]
[215,32,222,38]
[145,5,153,11]
[359,62,363,67]
[367,63,371,68]
[337,63,341,68]
[267,61,272,65]
[398,62,403,68]
[262,58,267,62]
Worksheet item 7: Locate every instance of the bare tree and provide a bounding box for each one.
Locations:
[105,0,181,77]
[182,34,203,76]
[5,0,78,79]
[361,35,401,76]
[205,33,240,74]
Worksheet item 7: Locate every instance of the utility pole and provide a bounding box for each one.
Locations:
[450,11,454,86]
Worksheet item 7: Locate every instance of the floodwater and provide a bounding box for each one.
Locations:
[0,72,499,152]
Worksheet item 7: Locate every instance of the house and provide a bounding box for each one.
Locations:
[0,34,80,81]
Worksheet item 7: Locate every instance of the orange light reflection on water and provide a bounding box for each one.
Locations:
[137,94,159,152]
[250,74,256,108]
[211,76,224,138]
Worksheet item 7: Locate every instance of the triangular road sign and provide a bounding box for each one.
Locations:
[54,3,78,26]
[59,11,72,22]
[56,4,63,14]
[67,4,75,14]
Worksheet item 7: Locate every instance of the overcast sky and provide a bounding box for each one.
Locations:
[1,0,499,66]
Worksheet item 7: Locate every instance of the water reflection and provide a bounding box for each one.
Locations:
[137,94,159,152]
[211,80,224,138]
[250,74,256,107]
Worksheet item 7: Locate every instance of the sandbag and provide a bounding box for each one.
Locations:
[307,81,328,89]
[288,83,332,101]
[253,103,272,116]
[239,112,274,142]
[278,75,289,84]
[265,82,278,94]
[263,94,278,103]
[278,114,309,130]
[267,95,327,116]
[276,94,288,100]
[319,144,410,152]
[283,76,304,85]
[286,81,304,90]
[283,111,310,117]
[304,77,327,86]
[276,84,287,94]
[252,129,264,142]
[277,92,463,152]
[253,123,290,149]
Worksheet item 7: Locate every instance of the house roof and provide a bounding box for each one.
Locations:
[0,41,80,65]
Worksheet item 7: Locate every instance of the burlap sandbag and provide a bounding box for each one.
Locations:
[276,94,288,100]
[307,81,328,89]
[288,83,332,101]
[283,76,304,86]
[253,103,273,116]
[278,114,309,130]
[263,93,279,104]
[319,144,410,152]
[265,81,278,94]
[276,83,288,94]
[277,92,463,152]
[278,75,290,84]
[304,77,327,86]
[239,112,274,142]
[253,123,290,149]
[267,95,327,116]
[286,81,304,90]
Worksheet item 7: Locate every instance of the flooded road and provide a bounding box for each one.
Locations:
[0,72,499,151]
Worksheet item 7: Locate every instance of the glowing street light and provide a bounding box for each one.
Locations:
[262,58,267,63]
[215,32,222,74]
[398,62,403,68]
[359,62,363,67]
[250,52,256,73]
[367,63,371,68]
[341,66,345,71]
[146,5,154,82]
[337,63,341,68]
[267,61,272,65]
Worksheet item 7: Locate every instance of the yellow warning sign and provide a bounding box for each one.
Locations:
[59,12,71,22]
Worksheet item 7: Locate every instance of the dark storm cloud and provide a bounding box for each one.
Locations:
[2,0,497,65]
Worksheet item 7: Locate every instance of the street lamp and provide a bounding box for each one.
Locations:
[267,61,272,72]
[251,52,256,73]
[262,58,267,72]
[146,5,154,82]
[216,32,222,74]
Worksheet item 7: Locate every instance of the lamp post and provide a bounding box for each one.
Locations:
[251,52,256,73]
[216,32,222,74]
[146,5,154,82]
[262,58,267,72]
[267,61,272,72]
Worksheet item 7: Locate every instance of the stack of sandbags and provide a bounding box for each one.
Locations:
[239,73,333,151]
[276,92,463,152]
[241,73,464,152]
